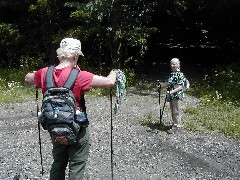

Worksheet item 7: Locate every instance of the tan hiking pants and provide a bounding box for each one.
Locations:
[170,99,181,127]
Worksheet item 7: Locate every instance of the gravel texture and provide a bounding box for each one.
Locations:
[0,89,239,180]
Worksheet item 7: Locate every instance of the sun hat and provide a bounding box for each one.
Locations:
[60,38,84,56]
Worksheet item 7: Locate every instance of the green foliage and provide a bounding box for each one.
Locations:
[64,0,159,68]
[122,69,137,88]
[185,63,240,139]
[185,100,240,139]
[19,55,46,71]
[191,62,240,105]
[0,23,22,67]
[0,68,26,87]
[0,86,35,103]
[0,23,21,46]
[121,27,158,56]
[1,0,240,68]
[66,1,109,23]
[0,68,35,103]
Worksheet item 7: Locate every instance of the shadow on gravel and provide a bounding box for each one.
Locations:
[142,121,171,133]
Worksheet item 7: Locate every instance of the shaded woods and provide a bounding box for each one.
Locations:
[0,0,239,72]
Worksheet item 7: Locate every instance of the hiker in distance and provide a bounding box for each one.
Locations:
[25,37,117,180]
[157,58,187,134]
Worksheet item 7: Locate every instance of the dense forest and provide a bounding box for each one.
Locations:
[0,0,239,73]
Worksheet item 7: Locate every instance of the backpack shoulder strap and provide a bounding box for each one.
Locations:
[64,68,80,89]
[46,65,55,89]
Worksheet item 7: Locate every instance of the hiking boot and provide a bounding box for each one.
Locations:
[166,126,179,134]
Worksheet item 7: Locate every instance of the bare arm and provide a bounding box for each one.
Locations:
[158,82,182,94]
[91,70,116,88]
[168,85,183,94]
[25,72,35,85]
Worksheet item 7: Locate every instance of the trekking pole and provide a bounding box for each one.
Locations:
[110,88,114,180]
[36,87,44,176]
[157,80,162,125]
[160,87,170,122]
[160,94,167,122]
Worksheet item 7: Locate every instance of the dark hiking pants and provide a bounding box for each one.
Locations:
[50,127,90,180]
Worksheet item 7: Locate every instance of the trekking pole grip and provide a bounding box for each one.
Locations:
[157,80,161,90]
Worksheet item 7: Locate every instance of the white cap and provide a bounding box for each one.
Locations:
[60,38,84,56]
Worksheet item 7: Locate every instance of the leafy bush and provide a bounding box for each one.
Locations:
[19,54,47,71]
[191,62,240,105]
[0,69,25,87]
[186,62,240,139]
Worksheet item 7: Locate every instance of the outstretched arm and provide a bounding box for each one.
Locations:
[91,70,116,88]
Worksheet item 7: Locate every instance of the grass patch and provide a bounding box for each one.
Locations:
[184,62,240,140]
[87,87,113,97]
[139,112,154,126]
[0,86,35,103]
[185,100,240,139]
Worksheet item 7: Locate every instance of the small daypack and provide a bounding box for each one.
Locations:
[38,65,88,145]
[183,78,190,91]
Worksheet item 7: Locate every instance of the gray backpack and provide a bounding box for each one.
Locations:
[183,78,190,91]
[38,65,87,145]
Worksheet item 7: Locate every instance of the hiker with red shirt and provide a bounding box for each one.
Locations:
[25,37,116,180]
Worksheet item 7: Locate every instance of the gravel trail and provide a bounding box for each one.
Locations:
[0,89,239,180]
